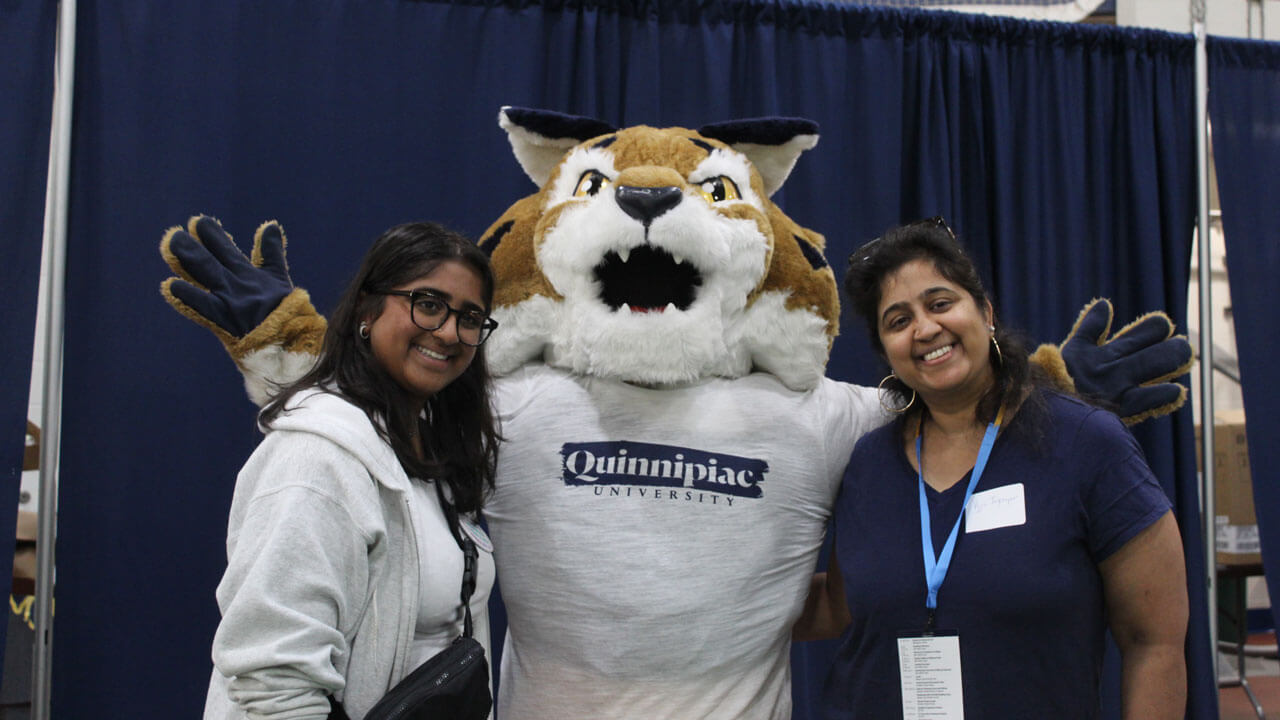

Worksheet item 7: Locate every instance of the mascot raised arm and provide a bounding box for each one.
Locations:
[161,107,1192,719]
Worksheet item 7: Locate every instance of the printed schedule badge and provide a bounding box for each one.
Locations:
[897,634,965,719]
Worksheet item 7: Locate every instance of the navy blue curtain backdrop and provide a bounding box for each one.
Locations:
[0,0,57,667]
[49,1,1212,717]
[1208,37,1280,640]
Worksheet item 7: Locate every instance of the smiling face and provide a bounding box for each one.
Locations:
[876,259,995,410]
[365,259,487,405]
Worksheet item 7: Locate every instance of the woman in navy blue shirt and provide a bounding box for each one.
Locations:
[796,218,1187,719]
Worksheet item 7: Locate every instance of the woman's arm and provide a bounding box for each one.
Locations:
[793,548,852,642]
[213,435,375,718]
[1098,510,1188,720]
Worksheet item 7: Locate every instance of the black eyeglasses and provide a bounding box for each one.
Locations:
[373,290,498,347]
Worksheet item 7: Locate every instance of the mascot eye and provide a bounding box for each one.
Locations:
[574,170,612,197]
[696,176,741,204]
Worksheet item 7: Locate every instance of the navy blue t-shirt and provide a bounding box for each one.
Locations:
[821,391,1171,719]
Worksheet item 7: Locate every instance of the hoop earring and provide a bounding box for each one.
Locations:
[990,334,1004,368]
[359,322,370,339]
[878,374,916,414]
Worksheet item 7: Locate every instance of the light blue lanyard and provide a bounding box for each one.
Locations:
[916,408,1004,623]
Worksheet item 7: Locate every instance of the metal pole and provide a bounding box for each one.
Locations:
[1192,0,1219,693]
[32,0,77,717]
[1247,0,1266,40]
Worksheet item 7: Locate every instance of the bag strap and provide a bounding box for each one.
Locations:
[433,480,481,639]
[458,536,478,638]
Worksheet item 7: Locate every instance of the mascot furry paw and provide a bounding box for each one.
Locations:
[1033,297,1191,425]
[160,216,325,405]
[163,106,1193,719]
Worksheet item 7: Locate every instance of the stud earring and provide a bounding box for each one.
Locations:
[359,322,370,339]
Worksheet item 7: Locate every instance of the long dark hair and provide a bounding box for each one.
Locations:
[260,221,499,514]
[844,218,1046,434]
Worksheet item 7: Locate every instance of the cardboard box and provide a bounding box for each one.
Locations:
[1196,410,1260,566]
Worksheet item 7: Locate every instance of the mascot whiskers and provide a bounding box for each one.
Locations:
[161,107,1192,719]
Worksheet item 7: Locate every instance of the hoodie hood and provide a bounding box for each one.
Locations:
[266,387,412,494]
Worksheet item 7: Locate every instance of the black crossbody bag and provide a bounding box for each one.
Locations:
[330,502,492,720]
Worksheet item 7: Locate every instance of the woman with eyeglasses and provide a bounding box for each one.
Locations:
[795,219,1187,719]
[203,221,500,719]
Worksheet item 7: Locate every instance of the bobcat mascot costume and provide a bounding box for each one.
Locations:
[161,107,1192,719]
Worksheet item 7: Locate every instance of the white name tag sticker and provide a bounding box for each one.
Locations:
[897,634,965,719]
[964,483,1026,534]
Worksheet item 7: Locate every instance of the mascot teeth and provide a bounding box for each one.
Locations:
[618,247,631,263]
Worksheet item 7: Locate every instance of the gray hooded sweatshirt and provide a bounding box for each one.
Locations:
[203,388,489,719]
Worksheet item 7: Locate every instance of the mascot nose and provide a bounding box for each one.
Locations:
[615,186,683,226]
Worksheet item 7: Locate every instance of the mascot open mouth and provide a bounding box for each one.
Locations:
[594,245,703,313]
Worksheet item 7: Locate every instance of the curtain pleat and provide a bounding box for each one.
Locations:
[1209,34,1280,667]
[0,0,57,672]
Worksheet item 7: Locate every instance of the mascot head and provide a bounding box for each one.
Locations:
[478,107,837,390]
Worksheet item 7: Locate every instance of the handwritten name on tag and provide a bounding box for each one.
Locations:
[965,483,1025,534]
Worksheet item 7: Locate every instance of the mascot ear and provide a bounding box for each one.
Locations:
[499,106,618,187]
[697,118,819,197]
